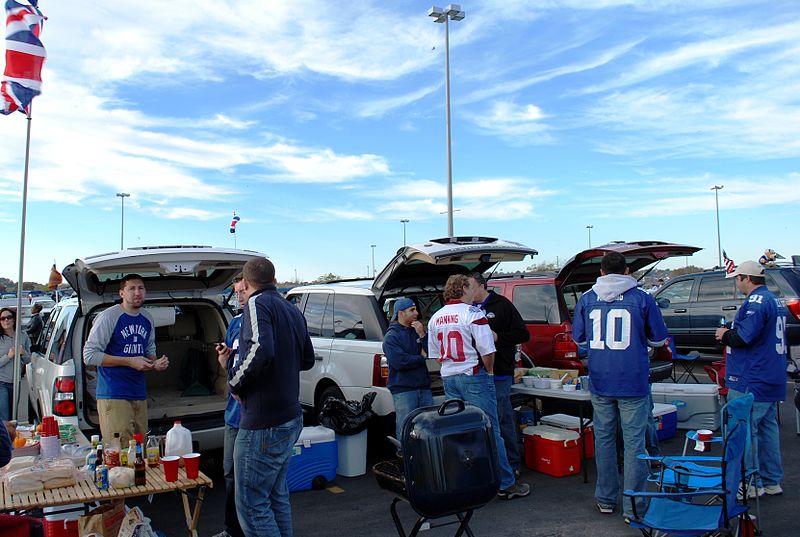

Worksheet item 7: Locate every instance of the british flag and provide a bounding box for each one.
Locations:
[722,249,735,274]
[1,0,46,115]
[230,214,240,234]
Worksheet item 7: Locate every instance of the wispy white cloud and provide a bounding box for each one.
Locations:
[466,101,553,143]
[357,83,441,118]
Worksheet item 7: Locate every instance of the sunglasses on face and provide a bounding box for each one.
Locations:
[0,316,14,321]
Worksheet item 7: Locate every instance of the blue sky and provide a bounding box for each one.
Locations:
[2,0,799,283]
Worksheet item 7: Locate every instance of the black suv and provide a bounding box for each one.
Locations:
[654,263,800,360]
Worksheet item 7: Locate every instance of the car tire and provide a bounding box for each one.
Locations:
[317,385,345,416]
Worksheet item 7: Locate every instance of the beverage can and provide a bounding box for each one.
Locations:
[95,465,109,491]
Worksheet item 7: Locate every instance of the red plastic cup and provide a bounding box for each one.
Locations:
[697,429,713,442]
[161,456,180,482]
[183,453,201,479]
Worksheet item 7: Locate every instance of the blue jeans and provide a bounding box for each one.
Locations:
[224,425,244,537]
[234,415,303,537]
[493,376,521,471]
[392,388,434,442]
[728,389,783,487]
[591,393,650,517]
[645,391,660,457]
[443,371,516,489]
[0,382,12,422]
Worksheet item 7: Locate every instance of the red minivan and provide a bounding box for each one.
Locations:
[489,241,700,374]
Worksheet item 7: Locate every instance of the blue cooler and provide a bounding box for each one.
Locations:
[652,403,678,441]
[287,426,338,492]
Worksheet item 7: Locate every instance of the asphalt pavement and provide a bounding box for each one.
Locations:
[132,383,800,537]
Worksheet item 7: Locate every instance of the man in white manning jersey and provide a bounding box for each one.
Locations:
[427,275,531,500]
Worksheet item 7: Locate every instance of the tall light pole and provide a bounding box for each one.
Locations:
[586,225,593,248]
[429,4,465,239]
[711,185,723,268]
[116,192,130,250]
[371,244,377,278]
[400,219,410,246]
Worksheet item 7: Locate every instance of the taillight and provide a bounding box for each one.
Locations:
[786,299,800,321]
[554,332,578,359]
[372,354,389,387]
[52,375,76,416]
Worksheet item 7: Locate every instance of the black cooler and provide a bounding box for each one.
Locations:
[373,399,500,537]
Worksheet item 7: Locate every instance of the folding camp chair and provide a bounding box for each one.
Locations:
[626,395,754,537]
[668,337,701,383]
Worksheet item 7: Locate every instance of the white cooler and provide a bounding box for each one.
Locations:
[651,383,721,431]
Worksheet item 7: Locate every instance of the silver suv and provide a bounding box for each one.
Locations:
[286,237,538,419]
[25,246,263,450]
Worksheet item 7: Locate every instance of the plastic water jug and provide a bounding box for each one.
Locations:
[165,421,192,462]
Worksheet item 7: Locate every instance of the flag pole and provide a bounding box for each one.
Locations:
[12,105,33,421]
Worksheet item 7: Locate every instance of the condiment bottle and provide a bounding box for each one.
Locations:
[126,439,137,468]
[105,433,121,467]
[146,435,160,468]
[134,446,146,486]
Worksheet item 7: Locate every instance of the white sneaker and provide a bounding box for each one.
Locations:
[737,484,764,500]
[763,484,783,496]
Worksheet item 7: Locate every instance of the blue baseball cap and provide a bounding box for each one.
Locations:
[391,297,415,321]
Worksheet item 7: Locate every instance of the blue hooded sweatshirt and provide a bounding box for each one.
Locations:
[383,322,431,394]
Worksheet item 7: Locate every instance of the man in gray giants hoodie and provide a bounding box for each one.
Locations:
[572,252,668,521]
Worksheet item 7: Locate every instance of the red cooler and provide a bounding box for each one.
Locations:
[539,413,595,459]
[522,425,581,477]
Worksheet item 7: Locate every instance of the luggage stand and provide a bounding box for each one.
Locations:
[373,460,476,537]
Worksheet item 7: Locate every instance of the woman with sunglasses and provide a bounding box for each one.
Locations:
[0,307,31,421]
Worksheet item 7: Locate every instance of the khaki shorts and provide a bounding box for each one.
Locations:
[97,399,148,446]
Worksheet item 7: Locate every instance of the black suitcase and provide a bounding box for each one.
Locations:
[401,399,500,519]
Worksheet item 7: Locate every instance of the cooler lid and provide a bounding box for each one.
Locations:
[651,384,720,395]
[296,426,335,445]
[652,403,678,416]
[522,424,580,441]
[539,413,591,429]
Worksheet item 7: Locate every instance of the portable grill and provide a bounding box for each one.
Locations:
[372,399,500,537]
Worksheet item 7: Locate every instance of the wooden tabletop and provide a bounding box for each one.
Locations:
[1,465,213,512]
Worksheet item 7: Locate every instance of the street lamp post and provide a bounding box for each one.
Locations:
[116,192,130,250]
[371,244,377,278]
[711,185,723,268]
[429,4,465,239]
[586,225,593,248]
[400,219,410,246]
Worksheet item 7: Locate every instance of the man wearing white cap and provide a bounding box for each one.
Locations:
[716,260,788,497]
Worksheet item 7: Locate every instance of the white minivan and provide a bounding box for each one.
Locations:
[25,246,263,450]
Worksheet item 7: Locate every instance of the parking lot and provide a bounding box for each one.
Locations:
[131,384,800,537]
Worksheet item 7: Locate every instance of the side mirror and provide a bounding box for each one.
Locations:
[656,297,670,309]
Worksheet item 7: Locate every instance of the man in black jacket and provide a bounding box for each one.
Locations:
[468,273,530,477]
[229,257,315,537]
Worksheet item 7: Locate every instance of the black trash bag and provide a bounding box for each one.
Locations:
[318,392,376,436]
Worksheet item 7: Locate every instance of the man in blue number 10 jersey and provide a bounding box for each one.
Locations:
[572,252,668,521]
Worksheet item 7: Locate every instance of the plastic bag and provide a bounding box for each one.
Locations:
[318,392,376,436]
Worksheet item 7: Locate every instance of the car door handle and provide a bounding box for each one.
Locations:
[315,354,325,361]
[722,306,737,311]
[674,309,687,313]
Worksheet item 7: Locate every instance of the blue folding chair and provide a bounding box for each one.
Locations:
[668,337,701,383]
[625,394,753,537]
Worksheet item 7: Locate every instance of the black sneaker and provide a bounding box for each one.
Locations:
[597,503,615,514]
[497,482,530,500]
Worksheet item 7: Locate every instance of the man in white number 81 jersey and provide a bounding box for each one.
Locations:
[572,252,668,521]
[428,275,531,501]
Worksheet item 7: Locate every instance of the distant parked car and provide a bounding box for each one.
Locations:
[489,241,701,374]
[654,263,800,359]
